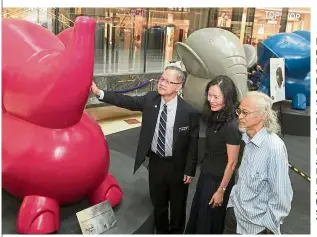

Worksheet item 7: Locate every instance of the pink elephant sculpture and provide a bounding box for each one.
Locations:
[2,16,123,234]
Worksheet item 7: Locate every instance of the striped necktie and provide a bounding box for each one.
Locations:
[157,104,167,158]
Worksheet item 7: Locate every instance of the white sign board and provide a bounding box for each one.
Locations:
[76,200,117,234]
[270,58,286,103]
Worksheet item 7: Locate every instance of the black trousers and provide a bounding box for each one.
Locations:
[223,207,274,234]
[148,152,189,234]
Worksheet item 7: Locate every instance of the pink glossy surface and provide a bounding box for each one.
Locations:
[88,173,123,207]
[2,111,109,204]
[2,16,117,206]
[17,196,60,234]
[2,16,95,128]
[57,27,74,47]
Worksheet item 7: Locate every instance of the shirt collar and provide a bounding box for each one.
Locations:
[161,95,178,111]
[242,127,268,147]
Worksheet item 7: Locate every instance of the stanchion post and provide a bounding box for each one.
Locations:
[279,102,285,137]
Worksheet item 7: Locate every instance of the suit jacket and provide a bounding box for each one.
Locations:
[99,91,200,177]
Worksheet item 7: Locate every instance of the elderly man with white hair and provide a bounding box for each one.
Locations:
[223,91,293,235]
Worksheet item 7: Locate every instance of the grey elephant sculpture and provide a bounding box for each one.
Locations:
[244,44,257,70]
[175,28,250,112]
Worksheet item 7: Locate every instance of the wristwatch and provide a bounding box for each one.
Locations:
[219,187,226,192]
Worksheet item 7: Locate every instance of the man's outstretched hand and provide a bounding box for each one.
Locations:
[91,82,101,96]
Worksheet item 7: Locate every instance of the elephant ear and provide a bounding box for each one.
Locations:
[243,44,257,69]
[175,42,209,78]
[57,27,74,47]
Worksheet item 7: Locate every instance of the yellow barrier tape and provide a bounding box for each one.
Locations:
[288,163,310,182]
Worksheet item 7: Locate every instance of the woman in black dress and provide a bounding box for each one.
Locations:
[185,75,241,234]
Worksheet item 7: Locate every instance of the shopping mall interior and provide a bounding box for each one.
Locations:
[2,7,311,75]
[2,7,311,235]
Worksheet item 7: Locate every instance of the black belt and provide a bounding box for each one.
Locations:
[150,150,172,160]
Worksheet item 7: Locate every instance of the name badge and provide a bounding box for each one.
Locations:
[179,126,189,132]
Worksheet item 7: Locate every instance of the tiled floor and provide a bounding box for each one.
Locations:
[98,114,142,135]
[104,127,310,234]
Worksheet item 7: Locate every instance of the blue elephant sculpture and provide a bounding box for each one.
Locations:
[257,30,310,109]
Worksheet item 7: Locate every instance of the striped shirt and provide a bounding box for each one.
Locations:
[151,96,177,156]
[227,128,293,234]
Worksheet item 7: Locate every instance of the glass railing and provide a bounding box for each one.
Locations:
[2,8,74,33]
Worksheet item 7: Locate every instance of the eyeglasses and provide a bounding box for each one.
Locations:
[235,108,259,117]
[158,77,182,85]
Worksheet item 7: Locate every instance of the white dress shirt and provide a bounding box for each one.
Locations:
[151,96,178,157]
[99,90,105,100]
[99,90,178,157]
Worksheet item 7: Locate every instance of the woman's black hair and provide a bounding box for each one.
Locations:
[203,75,239,126]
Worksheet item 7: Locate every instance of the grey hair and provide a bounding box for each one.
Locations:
[165,66,186,82]
[245,91,281,134]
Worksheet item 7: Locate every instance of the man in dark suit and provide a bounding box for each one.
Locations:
[91,63,200,234]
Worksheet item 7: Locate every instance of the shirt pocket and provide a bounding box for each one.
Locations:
[245,170,267,194]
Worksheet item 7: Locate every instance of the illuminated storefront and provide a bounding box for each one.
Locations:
[247,8,311,46]
[286,8,311,32]
[251,8,284,46]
